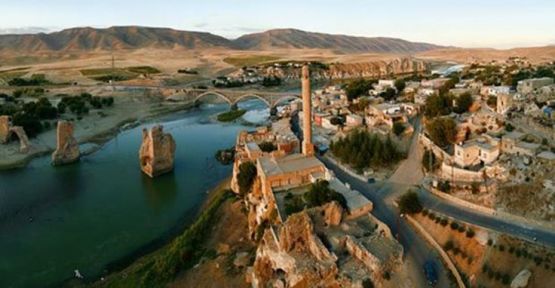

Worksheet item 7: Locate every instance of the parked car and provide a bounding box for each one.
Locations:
[424,260,438,287]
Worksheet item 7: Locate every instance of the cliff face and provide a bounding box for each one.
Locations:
[139,125,176,178]
[51,121,80,166]
[263,58,429,81]
[327,58,429,79]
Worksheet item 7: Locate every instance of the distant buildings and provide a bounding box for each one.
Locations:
[517,77,554,94]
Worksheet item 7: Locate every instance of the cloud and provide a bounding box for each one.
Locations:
[193,23,209,28]
[0,26,57,35]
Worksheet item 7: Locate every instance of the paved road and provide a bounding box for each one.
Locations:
[323,116,555,287]
[414,188,555,247]
[321,157,454,288]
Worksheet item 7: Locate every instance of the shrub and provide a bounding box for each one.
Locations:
[440,218,449,226]
[421,209,429,216]
[422,149,440,172]
[498,245,505,252]
[444,240,454,251]
[398,191,423,214]
[237,162,257,196]
[450,222,460,230]
[487,239,493,246]
[502,274,511,285]
[258,141,277,153]
[393,122,406,136]
[465,229,475,238]
[217,109,246,122]
[458,226,466,233]
[426,117,457,148]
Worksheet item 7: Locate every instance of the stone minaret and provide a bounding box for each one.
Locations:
[301,64,315,156]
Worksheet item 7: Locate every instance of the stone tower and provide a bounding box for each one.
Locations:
[301,64,315,156]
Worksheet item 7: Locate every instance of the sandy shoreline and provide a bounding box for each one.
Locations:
[0,95,196,170]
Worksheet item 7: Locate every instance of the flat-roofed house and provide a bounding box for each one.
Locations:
[454,136,500,168]
[517,77,554,94]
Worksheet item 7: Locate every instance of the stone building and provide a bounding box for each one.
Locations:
[496,93,513,114]
[454,135,500,168]
[250,203,402,288]
[517,77,554,95]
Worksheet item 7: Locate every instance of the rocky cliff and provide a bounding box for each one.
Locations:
[263,58,429,81]
[139,125,176,178]
[327,58,429,79]
[51,121,80,165]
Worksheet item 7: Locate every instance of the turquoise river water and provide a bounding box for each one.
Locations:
[0,100,270,288]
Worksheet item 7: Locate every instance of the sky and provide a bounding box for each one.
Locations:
[0,0,554,49]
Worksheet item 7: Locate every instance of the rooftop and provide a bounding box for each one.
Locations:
[258,154,324,177]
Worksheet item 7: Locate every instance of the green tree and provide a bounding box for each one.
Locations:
[237,162,257,196]
[304,180,347,209]
[453,93,474,114]
[426,117,457,148]
[258,141,277,153]
[345,78,375,100]
[394,79,406,94]
[380,87,397,101]
[422,149,440,172]
[424,93,452,118]
[393,122,406,136]
[398,190,423,214]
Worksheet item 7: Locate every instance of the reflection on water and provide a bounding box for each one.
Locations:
[142,172,178,213]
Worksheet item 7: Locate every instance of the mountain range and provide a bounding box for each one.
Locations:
[0,26,444,54]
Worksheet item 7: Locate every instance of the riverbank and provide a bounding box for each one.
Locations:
[0,95,195,170]
[72,177,235,287]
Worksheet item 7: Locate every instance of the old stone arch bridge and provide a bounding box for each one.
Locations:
[164,88,301,108]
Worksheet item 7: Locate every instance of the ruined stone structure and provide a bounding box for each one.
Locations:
[250,203,403,287]
[139,125,176,177]
[52,121,80,166]
[9,126,30,153]
[0,115,31,153]
[301,64,315,157]
[0,115,9,144]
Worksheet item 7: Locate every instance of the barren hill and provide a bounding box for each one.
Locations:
[233,28,444,53]
[0,26,235,53]
[0,26,444,55]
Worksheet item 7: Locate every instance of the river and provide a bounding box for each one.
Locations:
[0,99,270,288]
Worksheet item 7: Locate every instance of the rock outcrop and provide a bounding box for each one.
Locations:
[511,269,532,288]
[1,116,31,153]
[327,58,429,79]
[251,204,403,288]
[262,57,429,81]
[9,126,30,153]
[323,201,343,226]
[51,121,80,166]
[139,125,176,177]
[0,115,9,144]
